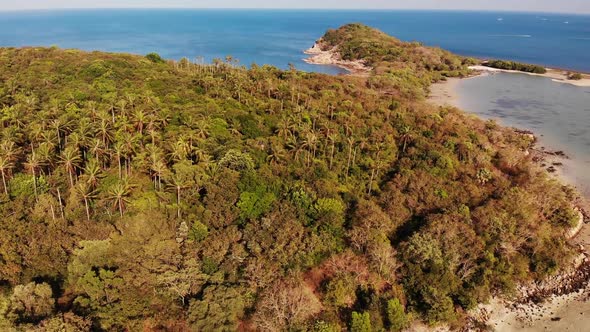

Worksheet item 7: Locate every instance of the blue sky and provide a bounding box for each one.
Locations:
[0,0,589,13]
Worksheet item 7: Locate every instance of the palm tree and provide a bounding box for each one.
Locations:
[266,143,286,166]
[113,142,124,179]
[0,140,17,196]
[5,105,26,129]
[28,123,45,146]
[192,120,210,140]
[0,140,18,161]
[24,148,42,199]
[60,146,81,187]
[97,119,113,147]
[286,137,304,163]
[36,142,54,175]
[108,178,134,218]
[327,133,338,170]
[132,109,147,136]
[89,138,107,167]
[144,144,167,190]
[68,132,83,152]
[75,181,97,221]
[84,159,103,188]
[117,99,128,118]
[76,118,94,159]
[275,116,295,140]
[86,100,99,119]
[169,138,191,163]
[120,132,139,176]
[399,125,413,154]
[367,143,385,195]
[40,130,58,152]
[50,118,68,149]
[305,131,319,162]
[346,137,356,177]
[0,155,14,196]
[166,172,192,219]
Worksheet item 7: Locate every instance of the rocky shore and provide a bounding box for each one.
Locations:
[303,40,371,75]
[466,250,590,331]
[463,137,590,331]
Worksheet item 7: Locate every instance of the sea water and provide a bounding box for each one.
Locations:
[454,73,590,196]
[0,9,589,73]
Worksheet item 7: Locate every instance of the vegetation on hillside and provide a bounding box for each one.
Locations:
[319,24,476,96]
[0,24,579,331]
[483,60,547,74]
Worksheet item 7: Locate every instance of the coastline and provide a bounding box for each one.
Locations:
[429,68,590,332]
[468,65,590,87]
[303,44,590,88]
[303,41,371,76]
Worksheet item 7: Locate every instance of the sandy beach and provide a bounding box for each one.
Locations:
[428,77,464,108]
[468,65,590,87]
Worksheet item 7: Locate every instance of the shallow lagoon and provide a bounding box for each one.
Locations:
[454,72,590,196]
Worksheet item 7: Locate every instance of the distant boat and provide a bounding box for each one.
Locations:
[564,21,569,24]
[497,18,504,21]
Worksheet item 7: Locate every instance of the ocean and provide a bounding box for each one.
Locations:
[0,9,589,73]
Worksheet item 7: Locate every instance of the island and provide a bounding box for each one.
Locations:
[0,24,586,331]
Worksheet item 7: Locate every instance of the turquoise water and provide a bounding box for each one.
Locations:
[0,9,589,73]
[455,73,590,196]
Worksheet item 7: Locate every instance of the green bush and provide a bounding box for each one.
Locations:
[350,311,372,332]
[145,52,165,63]
[9,174,48,198]
[188,220,209,242]
[385,299,408,331]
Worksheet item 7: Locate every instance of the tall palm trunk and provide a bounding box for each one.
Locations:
[84,197,90,221]
[117,154,122,179]
[50,203,56,221]
[368,168,376,195]
[177,187,181,219]
[32,168,38,199]
[346,141,354,177]
[57,188,65,219]
[118,198,123,217]
[68,168,74,188]
[1,170,7,196]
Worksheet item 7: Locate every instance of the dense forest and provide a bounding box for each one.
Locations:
[0,24,580,331]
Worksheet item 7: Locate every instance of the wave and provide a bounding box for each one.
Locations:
[489,34,532,38]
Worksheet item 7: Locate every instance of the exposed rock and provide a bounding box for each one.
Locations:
[303,40,371,75]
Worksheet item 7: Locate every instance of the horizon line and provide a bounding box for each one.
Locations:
[0,7,589,15]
